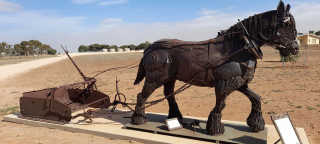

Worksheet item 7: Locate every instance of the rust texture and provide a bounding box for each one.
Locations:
[20,47,110,122]
[131,1,299,136]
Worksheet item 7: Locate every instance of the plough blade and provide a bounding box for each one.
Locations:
[20,85,110,122]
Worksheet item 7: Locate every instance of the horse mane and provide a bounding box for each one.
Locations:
[223,10,278,40]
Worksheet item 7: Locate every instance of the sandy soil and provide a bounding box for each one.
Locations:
[0,55,57,66]
[0,48,319,144]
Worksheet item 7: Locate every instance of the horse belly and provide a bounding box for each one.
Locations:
[174,49,216,87]
[177,65,216,87]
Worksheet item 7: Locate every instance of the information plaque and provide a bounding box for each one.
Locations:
[165,118,182,131]
[271,114,302,144]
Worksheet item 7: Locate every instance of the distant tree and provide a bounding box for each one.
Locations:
[89,44,99,52]
[109,45,118,49]
[101,44,110,50]
[128,44,137,50]
[20,41,30,56]
[309,30,315,34]
[47,47,57,55]
[41,44,50,55]
[10,40,56,56]
[108,45,118,51]
[136,41,151,50]
[29,40,42,55]
[78,45,89,52]
[79,44,113,52]
[120,45,128,49]
[14,44,23,56]
[78,42,149,52]
[0,42,9,55]
[315,31,320,36]
[88,44,106,52]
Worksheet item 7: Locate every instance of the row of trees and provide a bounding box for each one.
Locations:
[78,41,151,52]
[309,30,320,35]
[0,40,57,56]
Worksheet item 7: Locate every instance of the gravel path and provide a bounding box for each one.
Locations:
[0,56,67,81]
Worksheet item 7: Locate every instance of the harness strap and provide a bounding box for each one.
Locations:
[243,35,263,59]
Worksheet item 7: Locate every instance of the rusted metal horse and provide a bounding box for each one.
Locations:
[131,1,299,135]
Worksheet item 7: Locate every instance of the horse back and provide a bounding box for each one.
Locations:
[141,36,236,87]
[149,37,223,49]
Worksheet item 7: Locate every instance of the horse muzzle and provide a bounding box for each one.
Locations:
[275,40,299,56]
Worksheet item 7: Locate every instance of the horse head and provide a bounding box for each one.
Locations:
[261,1,299,57]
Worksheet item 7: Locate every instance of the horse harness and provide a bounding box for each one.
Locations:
[107,17,270,118]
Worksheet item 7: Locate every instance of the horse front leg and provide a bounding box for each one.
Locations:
[238,85,265,132]
[207,80,230,135]
[206,95,226,135]
[207,77,245,135]
[131,81,160,125]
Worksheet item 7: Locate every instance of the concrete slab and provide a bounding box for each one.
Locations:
[3,109,310,144]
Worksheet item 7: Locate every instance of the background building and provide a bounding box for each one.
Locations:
[297,34,320,46]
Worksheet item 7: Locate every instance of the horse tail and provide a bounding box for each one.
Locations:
[134,59,145,85]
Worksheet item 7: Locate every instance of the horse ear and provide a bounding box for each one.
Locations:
[277,0,285,17]
[286,4,291,13]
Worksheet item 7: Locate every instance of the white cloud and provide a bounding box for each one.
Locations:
[53,10,248,51]
[102,18,123,24]
[94,18,124,30]
[0,11,86,33]
[71,0,128,6]
[72,0,98,4]
[0,8,249,52]
[1,1,318,52]
[0,10,88,50]
[291,2,320,33]
[0,0,22,12]
[98,0,128,6]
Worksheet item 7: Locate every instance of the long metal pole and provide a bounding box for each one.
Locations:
[61,45,87,81]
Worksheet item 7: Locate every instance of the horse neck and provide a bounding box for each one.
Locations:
[235,10,278,47]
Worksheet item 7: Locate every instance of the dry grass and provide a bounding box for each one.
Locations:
[0,106,19,115]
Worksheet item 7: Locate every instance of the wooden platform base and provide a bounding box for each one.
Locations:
[2,109,310,144]
[126,113,267,144]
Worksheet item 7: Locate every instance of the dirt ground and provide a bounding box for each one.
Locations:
[0,47,319,144]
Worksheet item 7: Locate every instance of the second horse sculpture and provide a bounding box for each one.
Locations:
[131,1,299,135]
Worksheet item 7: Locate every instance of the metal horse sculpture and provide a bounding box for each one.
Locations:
[131,1,299,135]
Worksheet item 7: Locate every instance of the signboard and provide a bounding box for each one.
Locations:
[271,114,302,144]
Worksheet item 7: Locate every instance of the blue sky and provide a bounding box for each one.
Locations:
[9,0,280,24]
[0,0,319,51]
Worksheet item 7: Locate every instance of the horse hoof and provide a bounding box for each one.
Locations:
[248,120,265,132]
[206,122,225,136]
[247,112,265,132]
[206,113,225,136]
[131,114,147,125]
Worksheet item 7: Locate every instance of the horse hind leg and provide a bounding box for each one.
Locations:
[164,80,183,121]
[131,81,161,125]
[238,85,265,132]
[132,50,173,124]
